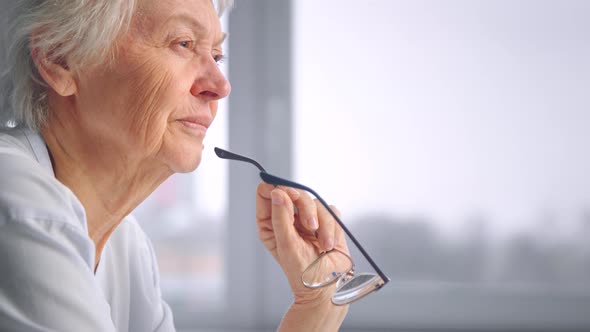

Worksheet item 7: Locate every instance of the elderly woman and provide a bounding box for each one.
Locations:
[0,0,350,331]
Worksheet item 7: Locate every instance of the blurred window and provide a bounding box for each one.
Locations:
[293,0,590,329]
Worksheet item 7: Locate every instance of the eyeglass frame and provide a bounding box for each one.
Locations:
[214,147,390,302]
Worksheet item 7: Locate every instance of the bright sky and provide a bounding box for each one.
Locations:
[293,0,590,236]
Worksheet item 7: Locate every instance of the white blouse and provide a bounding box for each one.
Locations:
[0,128,175,331]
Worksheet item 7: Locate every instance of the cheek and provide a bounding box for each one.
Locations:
[210,100,218,120]
[121,62,179,149]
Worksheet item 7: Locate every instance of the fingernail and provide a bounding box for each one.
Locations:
[271,191,284,205]
[287,187,300,199]
[308,217,319,230]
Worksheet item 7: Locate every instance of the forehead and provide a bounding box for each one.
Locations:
[135,0,222,37]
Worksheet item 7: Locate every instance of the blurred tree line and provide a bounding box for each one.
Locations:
[351,212,590,288]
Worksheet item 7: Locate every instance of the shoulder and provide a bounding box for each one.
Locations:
[0,128,92,264]
[0,128,31,154]
[0,129,86,231]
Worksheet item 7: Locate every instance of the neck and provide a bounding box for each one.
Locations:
[41,104,172,270]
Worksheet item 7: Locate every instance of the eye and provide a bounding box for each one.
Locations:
[214,54,226,65]
[178,40,194,49]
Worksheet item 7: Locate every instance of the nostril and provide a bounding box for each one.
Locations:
[199,91,219,98]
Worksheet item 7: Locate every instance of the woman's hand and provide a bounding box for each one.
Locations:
[255,182,351,305]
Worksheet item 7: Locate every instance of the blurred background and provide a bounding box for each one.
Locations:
[2,0,589,331]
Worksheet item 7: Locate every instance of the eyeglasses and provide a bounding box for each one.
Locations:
[215,147,390,305]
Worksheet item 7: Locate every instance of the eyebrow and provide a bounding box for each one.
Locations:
[165,13,227,46]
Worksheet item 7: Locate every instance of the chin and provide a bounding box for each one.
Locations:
[165,145,204,173]
[175,153,203,173]
[159,131,206,173]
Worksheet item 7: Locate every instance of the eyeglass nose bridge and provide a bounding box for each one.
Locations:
[335,269,355,289]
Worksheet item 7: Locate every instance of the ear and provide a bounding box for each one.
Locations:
[31,47,77,97]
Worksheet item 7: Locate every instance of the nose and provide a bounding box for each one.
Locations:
[190,57,231,101]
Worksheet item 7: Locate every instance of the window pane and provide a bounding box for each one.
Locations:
[294,0,590,328]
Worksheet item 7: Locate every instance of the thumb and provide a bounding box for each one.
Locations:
[270,189,298,253]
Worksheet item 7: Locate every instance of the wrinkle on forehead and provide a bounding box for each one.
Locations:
[134,0,221,35]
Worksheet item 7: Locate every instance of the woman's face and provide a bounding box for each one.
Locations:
[73,0,230,173]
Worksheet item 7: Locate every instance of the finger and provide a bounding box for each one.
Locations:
[256,183,274,230]
[316,200,337,252]
[256,183,299,223]
[330,204,342,219]
[292,191,319,232]
[278,186,301,218]
[329,205,347,250]
[279,186,301,201]
[270,188,298,252]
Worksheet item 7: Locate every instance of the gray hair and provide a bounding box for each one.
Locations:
[0,0,233,130]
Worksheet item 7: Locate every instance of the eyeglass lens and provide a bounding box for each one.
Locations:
[302,249,386,305]
[302,249,354,288]
[332,273,385,305]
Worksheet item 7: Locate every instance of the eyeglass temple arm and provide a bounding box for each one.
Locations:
[214,147,267,172]
[259,171,391,285]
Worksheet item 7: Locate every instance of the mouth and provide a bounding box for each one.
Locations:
[176,116,212,136]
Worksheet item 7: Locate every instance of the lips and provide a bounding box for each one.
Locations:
[177,116,212,134]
